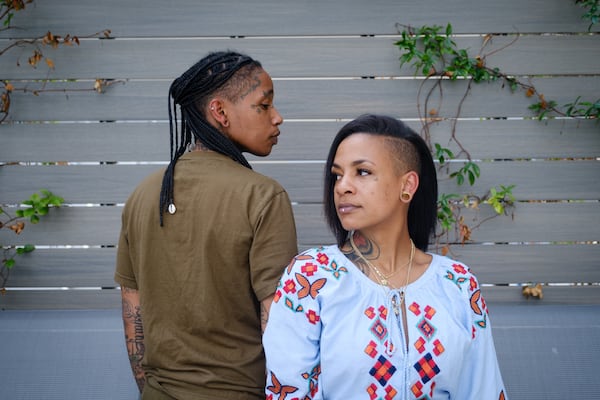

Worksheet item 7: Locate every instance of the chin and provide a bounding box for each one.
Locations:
[253,147,273,157]
[339,219,359,232]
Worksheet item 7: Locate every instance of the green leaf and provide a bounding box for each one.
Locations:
[3,258,15,269]
[16,244,35,254]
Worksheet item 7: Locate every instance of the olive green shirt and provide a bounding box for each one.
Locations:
[115,151,298,399]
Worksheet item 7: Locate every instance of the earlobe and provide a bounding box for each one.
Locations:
[400,171,419,203]
[208,99,228,127]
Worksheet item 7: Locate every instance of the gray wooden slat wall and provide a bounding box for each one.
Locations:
[1,0,599,310]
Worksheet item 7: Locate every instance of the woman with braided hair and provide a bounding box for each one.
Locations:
[115,51,298,399]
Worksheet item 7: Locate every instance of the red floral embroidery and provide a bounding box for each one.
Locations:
[306,309,320,324]
[452,263,467,274]
[316,252,329,265]
[283,279,296,294]
[301,262,319,276]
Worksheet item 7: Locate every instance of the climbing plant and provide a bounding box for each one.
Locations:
[576,0,600,31]
[0,0,108,291]
[393,18,597,253]
[1,0,113,122]
[1,190,64,293]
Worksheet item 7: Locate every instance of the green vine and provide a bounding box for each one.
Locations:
[1,190,64,293]
[1,0,113,122]
[395,23,598,121]
[394,20,595,250]
[393,23,517,248]
[575,0,600,31]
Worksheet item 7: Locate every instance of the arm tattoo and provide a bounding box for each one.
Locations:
[260,302,269,334]
[122,287,146,393]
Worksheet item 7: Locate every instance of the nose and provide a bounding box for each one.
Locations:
[334,174,355,195]
[272,106,283,126]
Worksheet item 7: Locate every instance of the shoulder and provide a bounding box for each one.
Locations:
[282,246,343,276]
[429,253,481,294]
[125,167,165,206]
[183,151,286,193]
[279,246,351,286]
[273,246,348,305]
[429,253,490,333]
[223,160,288,198]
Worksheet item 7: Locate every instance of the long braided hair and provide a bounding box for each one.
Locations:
[159,51,263,225]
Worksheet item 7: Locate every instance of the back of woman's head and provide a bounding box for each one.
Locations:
[159,51,263,225]
[323,114,438,251]
[169,51,262,113]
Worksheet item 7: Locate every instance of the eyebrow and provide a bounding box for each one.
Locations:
[331,159,374,169]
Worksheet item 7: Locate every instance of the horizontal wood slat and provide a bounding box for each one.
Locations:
[3,285,598,310]
[1,160,598,204]
[4,245,599,289]
[0,0,596,38]
[6,77,599,122]
[0,289,122,310]
[2,119,598,163]
[481,285,600,305]
[1,0,598,314]
[0,202,598,246]
[2,35,599,80]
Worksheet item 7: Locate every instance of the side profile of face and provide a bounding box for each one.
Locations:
[331,133,411,235]
[219,68,283,157]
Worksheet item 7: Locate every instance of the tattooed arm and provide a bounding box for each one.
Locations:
[261,294,274,334]
[120,286,145,393]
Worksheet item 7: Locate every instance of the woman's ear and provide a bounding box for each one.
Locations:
[400,171,419,203]
[207,99,229,128]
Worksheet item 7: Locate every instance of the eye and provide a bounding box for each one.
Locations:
[357,168,371,176]
[260,103,272,110]
[331,170,342,181]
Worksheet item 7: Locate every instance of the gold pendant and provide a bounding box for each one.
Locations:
[391,296,400,317]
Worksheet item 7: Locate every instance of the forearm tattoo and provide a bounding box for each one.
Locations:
[122,287,146,393]
[260,302,269,334]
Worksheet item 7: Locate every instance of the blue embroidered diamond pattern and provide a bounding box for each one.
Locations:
[369,355,397,386]
[417,318,436,340]
[370,318,388,342]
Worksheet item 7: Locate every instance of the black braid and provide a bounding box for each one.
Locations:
[159,51,262,226]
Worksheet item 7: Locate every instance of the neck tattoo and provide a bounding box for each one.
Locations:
[349,232,415,305]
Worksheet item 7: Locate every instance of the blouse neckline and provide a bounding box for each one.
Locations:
[327,245,439,295]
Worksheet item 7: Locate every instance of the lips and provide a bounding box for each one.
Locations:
[271,132,280,145]
[337,203,359,214]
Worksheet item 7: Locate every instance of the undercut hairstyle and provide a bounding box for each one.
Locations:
[159,51,263,225]
[323,114,438,251]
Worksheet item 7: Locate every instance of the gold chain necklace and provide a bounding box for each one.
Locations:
[349,234,415,294]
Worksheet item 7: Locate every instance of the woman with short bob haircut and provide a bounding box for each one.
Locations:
[264,114,507,399]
